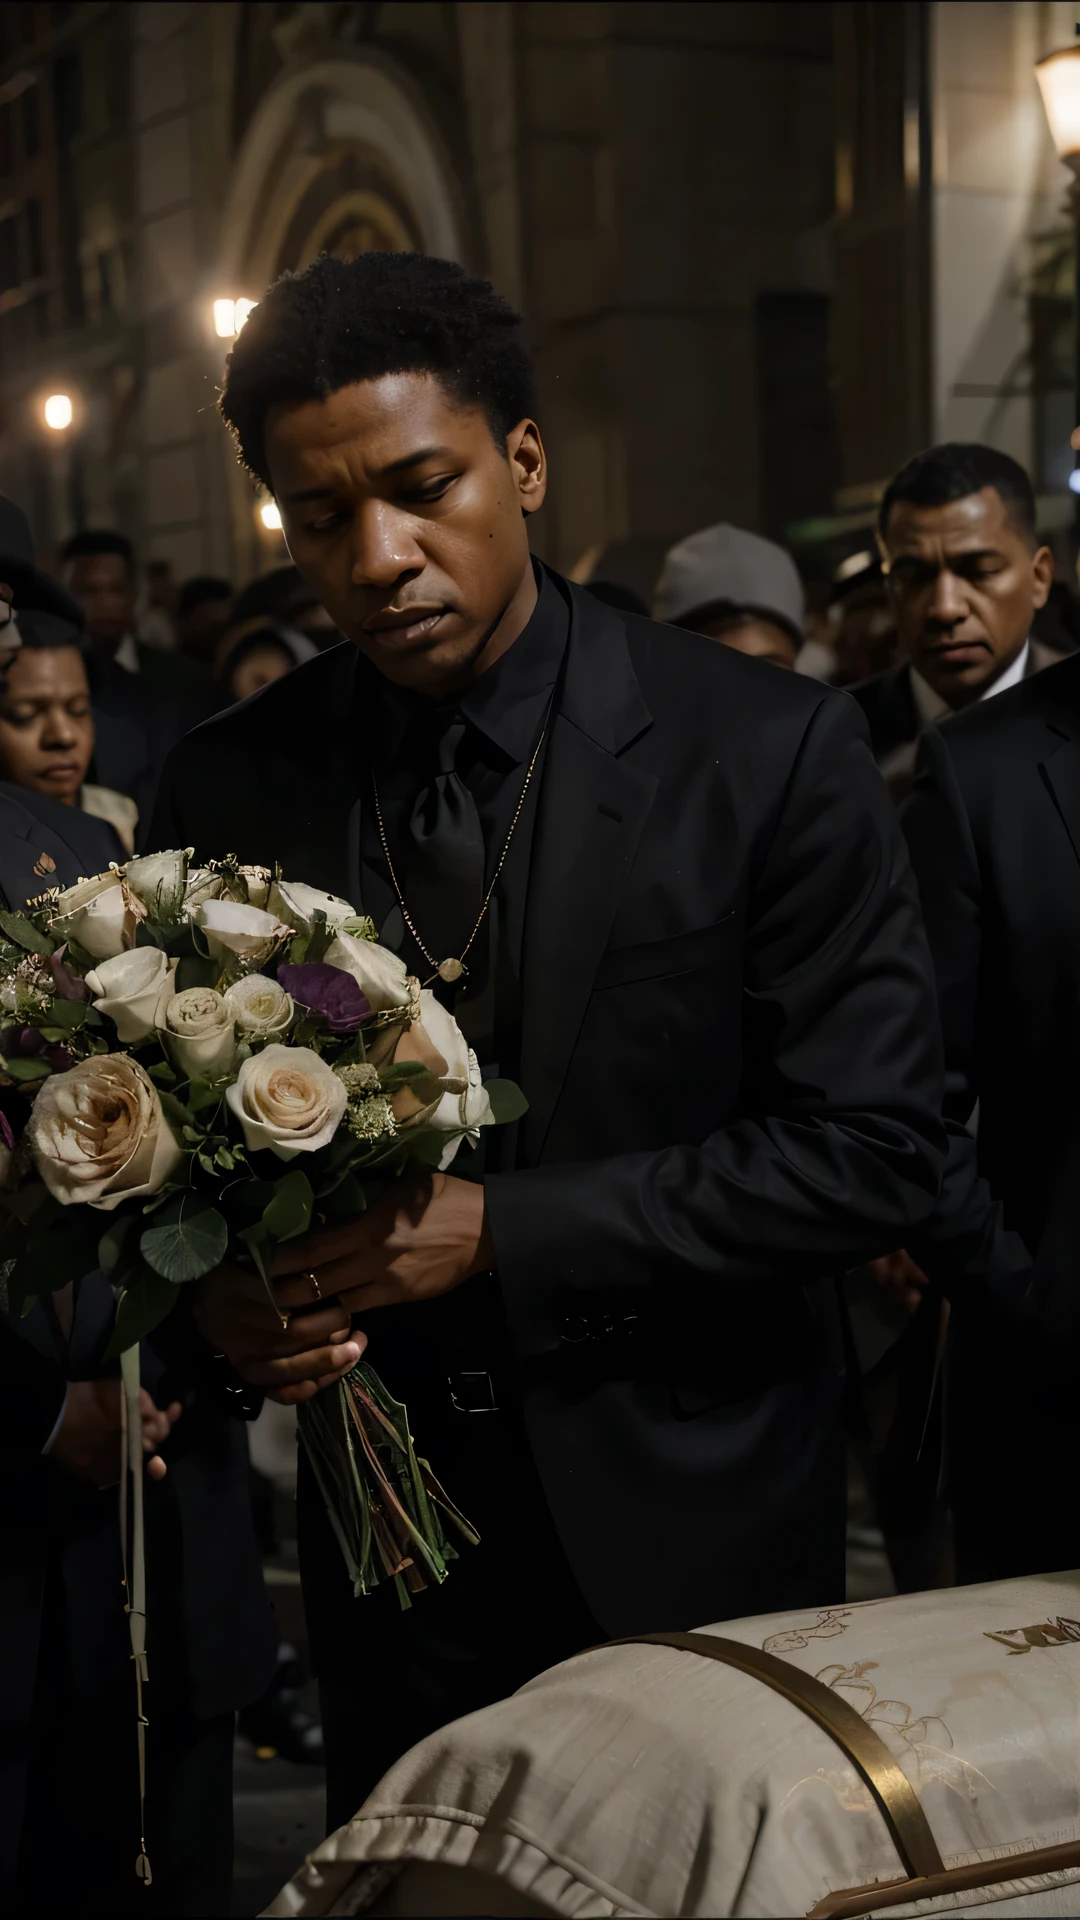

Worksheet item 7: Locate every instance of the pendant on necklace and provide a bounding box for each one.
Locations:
[438,957,465,983]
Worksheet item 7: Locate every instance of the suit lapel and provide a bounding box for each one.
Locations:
[518,588,656,1161]
[1040,720,1080,871]
[255,646,362,905]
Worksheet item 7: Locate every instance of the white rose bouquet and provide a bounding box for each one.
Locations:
[0,849,526,1606]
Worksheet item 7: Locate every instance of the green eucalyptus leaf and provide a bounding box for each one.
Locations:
[2,1056,53,1083]
[0,910,53,955]
[140,1196,228,1283]
[43,998,86,1031]
[317,1172,368,1220]
[261,1168,313,1243]
[481,1078,529,1125]
[98,1212,138,1277]
[107,1269,178,1354]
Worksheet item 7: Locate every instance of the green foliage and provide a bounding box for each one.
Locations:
[9,1200,100,1316]
[176,953,219,993]
[108,1267,178,1354]
[0,911,53,955]
[41,998,85,1032]
[139,1193,228,1283]
[306,910,332,966]
[1,1055,52,1083]
[261,1168,313,1242]
[481,1079,529,1124]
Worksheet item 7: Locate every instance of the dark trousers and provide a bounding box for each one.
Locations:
[14,1567,234,1918]
[298,1383,603,1834]
[948,1316,1076,1587]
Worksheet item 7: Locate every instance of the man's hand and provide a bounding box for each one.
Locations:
[194,1261,366,1407]
[49,1379,182,1488]
[862,1248,930,1315]
[272,1174,494,1316]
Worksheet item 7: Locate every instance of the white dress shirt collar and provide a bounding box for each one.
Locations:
[910,638,1030,728]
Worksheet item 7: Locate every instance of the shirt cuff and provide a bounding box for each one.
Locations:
[41,1387,69,1456]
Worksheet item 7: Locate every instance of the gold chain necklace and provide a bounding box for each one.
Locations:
[371,708,550,986]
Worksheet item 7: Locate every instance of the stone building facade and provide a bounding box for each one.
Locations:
[0,1,1075,596]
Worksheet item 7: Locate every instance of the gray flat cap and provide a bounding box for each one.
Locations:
[653,522,804,642]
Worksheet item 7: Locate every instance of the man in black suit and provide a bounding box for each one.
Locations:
[852,444,1057,800]
[0,504,276,1915]
[897,648,1080,1584]
[150,251,947,1825]
[60,531,216,831]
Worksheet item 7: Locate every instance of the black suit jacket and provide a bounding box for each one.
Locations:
[0,789,274,1892]
[0,783,120,907]
[86,650,216,835]
[902,651,1080,1255]
[149,576,946,1629]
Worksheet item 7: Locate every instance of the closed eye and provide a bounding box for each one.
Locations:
[400,473,460,506]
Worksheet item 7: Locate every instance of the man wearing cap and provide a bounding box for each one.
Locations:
[0,494,276,1913]
[853,443,1059,801]
[653,522,806,667]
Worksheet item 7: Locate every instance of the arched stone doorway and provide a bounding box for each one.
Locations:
[217,46,468,576]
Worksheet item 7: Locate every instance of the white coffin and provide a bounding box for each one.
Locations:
[265,1571,1080,1918]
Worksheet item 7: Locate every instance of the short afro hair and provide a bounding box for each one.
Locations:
[879,442,1038,547]
[219,252,535,490]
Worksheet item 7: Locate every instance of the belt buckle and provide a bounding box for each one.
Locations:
[448,1370,500,1414]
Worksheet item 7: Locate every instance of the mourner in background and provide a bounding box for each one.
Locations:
[653,522,804,668]
[854,444,1058,800]
[899,636,1080,1586]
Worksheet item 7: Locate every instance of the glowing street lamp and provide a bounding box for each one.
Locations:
[43,393,73,430]
[213,296,256,340]
[258,500,283,532]
[1036,48,1080,164]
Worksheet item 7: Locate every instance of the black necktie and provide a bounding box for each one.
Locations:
[404,707,485,975]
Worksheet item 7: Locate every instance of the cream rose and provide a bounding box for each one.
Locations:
[27,1055,182,1209]
[85,948,177,1042]
[163,987,237,1080]
[323,931,411,1012]
[222,973,293,1039]
[193,898,291,968]
[405,990,493,1170]
[267,880,354,936]
[50,871,136,961]
[225,1043,347,1160]
[124,849,188,921]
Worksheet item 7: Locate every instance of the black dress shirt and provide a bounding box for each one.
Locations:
[357,562,570,1084]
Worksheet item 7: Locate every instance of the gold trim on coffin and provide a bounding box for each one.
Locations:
[599,1633,1080,1918]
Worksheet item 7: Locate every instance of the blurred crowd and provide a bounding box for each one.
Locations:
[1,437,1076,876]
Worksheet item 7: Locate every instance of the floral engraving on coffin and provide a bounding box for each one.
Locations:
[985,1616,1080,1656]
[762,1608,854,1653]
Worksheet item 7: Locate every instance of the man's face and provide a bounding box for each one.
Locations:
[265,372,546,696]
[63,552,136,647]
[882,487,1053,707]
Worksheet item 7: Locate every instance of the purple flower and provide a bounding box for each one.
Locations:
[278,963,370,1036]
[49,947,87,1001]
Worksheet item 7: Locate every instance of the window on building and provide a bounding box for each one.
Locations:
[0,214,19,293]
[21,84,39,159]
[26,197,44,278]
[52,52,81,142]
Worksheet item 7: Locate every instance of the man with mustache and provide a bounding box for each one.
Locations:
[150,251,948,1829]
[852,443,1058,801]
